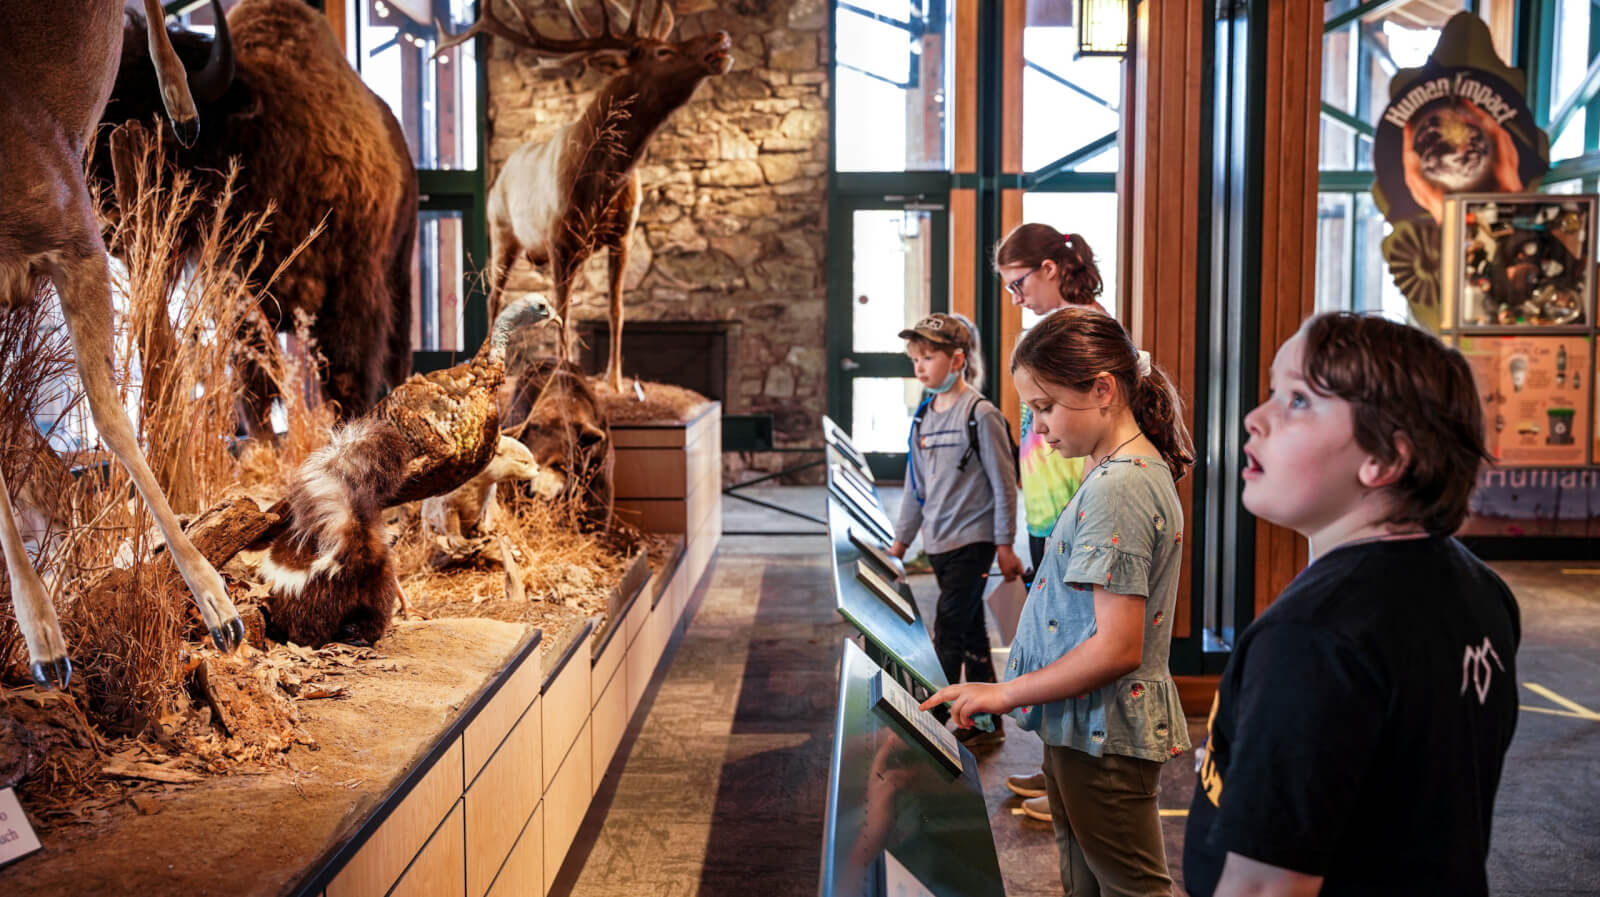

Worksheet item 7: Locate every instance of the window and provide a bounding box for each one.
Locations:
[1315,0,1516,317]
[1019,192,1119,326]
[1023,19,1121,174]
[834,0,952,171]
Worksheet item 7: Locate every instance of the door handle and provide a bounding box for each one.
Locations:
[840,357,861,372]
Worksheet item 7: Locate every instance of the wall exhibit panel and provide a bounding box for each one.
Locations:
[325,740,464,897]
[389,800,466,897]
[466,696,543,897]
[463,648,543,783]
[486,804,543,897]
[541,653,592,792]
[543,721,595,896]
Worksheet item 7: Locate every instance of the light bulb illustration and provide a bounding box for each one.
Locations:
[1508,355,1529,393]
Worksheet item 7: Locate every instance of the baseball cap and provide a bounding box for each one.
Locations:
[898,313,972,350]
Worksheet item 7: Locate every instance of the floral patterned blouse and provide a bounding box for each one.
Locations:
[1003,454,1191,762]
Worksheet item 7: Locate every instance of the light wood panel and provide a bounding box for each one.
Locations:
[543,721,594,896]
[591,665,628,793]
[467,696,543,897]
[1124,0,1204,638]
[998,189,1025,437]
[951,189,977,323]
[541,653,592,792]
[464,648,542,783]
[326,740,464,897]
[592,623,628,706]
[390,801,466,897]
[953,0,979,173]
[486,804,543,897]
[1253,3,1322,615]
[1002,0,1025,173]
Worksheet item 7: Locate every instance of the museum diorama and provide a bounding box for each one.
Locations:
[0,0,767,892]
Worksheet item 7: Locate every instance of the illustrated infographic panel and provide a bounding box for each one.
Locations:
[1459,334,1593,466]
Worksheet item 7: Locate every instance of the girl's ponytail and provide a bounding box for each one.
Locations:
[1059,233,1103,307]
[1129,360,1195,482]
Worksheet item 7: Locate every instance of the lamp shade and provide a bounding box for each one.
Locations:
[1077,0,1129,57]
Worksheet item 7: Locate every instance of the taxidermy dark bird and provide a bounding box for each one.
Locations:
[261,295,559,646]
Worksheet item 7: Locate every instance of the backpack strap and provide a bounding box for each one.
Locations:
[906,395,934,505]
[958,399,983,473]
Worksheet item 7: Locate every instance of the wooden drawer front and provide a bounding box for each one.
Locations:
[625,614,653,720]
[327,739,464,897]
[543,721,593,896]
[612,448,689,499]
[390,799,466,897]
[541,655,591,791]
[624,574,652,648]
[464,648,542,783]
[592,621,627,707]
[485,803,542,897]
[614,497,688,533]
[591,665,627,793]
[466,696,542,897]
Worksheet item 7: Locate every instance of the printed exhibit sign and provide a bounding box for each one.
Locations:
[0,788,42,869]
[1459,334,1592,466]
[1371,12,1549,331]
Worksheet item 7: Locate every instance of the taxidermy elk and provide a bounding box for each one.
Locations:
[437,0,733,392]
[98,0,419,434]
[1,0,246,690]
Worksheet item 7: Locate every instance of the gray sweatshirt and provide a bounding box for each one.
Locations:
[894,387,1018,555]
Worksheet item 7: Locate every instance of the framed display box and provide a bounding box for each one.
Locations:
[1441,193,1595,330]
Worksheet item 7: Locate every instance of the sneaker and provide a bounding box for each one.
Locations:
[1005,771,1048,798]
[1021,795,1053,822]
[953,724,1006,748]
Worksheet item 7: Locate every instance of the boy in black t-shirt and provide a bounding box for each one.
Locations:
[1184,313,1520,897]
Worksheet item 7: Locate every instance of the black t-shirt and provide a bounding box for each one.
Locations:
[1183,536,1520,897]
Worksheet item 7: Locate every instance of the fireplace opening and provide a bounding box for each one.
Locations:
[576,320,737,404]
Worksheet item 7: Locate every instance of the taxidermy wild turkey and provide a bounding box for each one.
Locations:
[260,295,559,646]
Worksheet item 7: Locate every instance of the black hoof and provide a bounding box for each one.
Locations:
[30,657,72,690]
[172,117,200,147]
[210,616,246,652]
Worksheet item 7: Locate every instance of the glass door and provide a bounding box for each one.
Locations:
[827,195,949,480]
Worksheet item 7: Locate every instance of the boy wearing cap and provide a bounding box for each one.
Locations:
[889,313,1024,744]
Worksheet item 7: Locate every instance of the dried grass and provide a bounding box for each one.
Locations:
[1,122,323,745]
[391,485,638,649]
[596,377,710,424]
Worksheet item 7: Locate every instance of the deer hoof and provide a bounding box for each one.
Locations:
[171,116,200,147]
[210,616,247,653]
[30,656,73,691]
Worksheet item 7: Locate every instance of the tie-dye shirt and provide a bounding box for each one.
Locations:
[1020,404,1086,538]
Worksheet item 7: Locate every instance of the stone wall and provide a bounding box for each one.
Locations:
[487,0,830,466]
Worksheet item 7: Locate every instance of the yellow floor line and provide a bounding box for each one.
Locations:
[1521,704,1600,722]
[1159,809,1189,817]
[1524,682,1598,716]
[1560,568,1600,575]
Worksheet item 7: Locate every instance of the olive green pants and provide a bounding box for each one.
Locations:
[1041,744,1173,897]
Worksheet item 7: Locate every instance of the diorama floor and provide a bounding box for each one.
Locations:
[554,485,1600,897]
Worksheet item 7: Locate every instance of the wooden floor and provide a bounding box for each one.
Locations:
[550,486,1600,897]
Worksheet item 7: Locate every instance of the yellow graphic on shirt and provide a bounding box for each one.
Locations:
[1198,692,1223,806]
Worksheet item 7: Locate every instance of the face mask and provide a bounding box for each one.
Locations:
[926,369,961,394]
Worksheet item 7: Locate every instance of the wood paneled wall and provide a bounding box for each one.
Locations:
[1253,4,1323,614]
[1123,0,1205,638]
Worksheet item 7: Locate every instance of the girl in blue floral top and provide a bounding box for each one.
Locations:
[922,307,1194,896]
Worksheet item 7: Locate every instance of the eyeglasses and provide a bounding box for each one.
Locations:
[1006,267,1040,297]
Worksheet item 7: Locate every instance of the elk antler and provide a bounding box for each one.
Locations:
[435,0,674,60]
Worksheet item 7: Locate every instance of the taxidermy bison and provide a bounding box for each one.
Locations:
[96,0,418,433]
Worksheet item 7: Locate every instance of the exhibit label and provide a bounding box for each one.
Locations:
[0,788,42,869]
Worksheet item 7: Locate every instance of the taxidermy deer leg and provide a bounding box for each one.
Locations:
[487,222,518,325]
[140,0,201,146]
[552,254,579,365]
[49,239,245,657]
[606,240,628,394]
[0,465,70,688]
